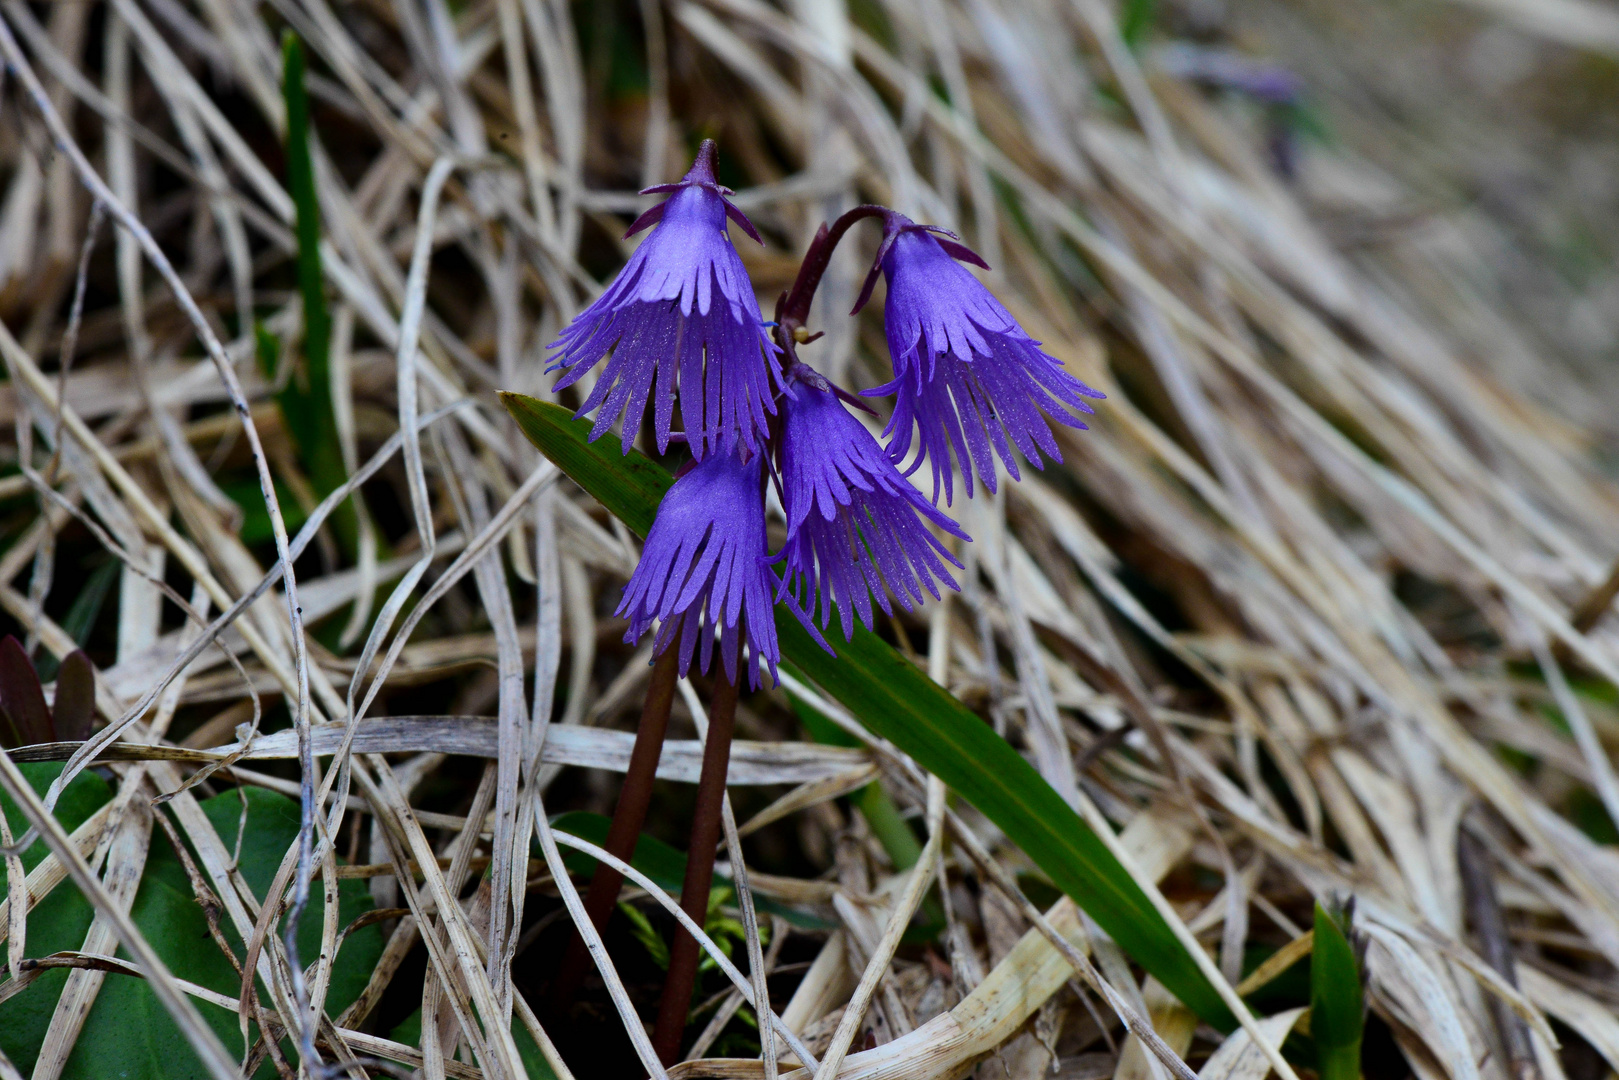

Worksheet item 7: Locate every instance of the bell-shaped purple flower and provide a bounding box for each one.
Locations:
[775,379,970,640]
[549,141,778,460]
[618,450,824,689]
[859,215,1105,504]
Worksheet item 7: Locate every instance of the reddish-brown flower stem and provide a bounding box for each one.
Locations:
[773,204,887,349]
[549,646,681,1008]
[652,669,740,1065]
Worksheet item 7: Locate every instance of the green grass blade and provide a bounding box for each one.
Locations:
[280,33,354,553]
[1311,901,1365,1080]
[501,393,1234,1028]
[1119,0,1156,49]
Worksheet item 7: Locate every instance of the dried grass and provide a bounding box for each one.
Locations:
[1,0,1618,1078]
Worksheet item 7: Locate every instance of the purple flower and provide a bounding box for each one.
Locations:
[859,215,1105,504]
[775,379,970,640]
[618,450,824,689]
[549,141,778,460]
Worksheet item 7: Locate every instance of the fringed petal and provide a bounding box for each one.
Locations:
[776,384,970,641]
[877,228,1104,503]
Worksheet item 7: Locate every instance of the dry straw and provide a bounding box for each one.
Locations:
[0,0,1617,1078]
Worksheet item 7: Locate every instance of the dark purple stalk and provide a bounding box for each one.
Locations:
[651,670,740,1066]
[772,204,887,354]
[549,646,681,1009]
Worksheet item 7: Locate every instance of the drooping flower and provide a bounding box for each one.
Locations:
[775,378,970,640]
[858,214,1105,504]
[618,450,825,688]
[549,141,778,460]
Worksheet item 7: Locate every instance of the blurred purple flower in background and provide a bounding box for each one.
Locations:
[549,141,779,459]
[775,380,970,640]
[860,214,1105,505]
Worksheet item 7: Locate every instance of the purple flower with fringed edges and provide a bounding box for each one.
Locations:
[548,141,779,460]
[774,378,969,640]
[856,213,1106,505]
[618,449,827,689]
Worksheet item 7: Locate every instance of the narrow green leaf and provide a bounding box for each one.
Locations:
[1311,901,1365,1080]
[59,558,118,645]
[499,394,674,535]
[503,394,1234,1028]
[617,899,672,969]
[280,33,355,554]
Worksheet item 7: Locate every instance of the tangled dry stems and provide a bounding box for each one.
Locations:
[0,0,1617,1079]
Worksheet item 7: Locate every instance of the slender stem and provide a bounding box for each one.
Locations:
[773,205,887,341]
[652,671,739,1065]
[549,647,680,1007]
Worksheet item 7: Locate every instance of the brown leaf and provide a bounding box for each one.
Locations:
[51,650,96,744]
[0,636,52,747]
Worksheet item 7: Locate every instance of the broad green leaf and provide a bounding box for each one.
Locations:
[0,763,112,1068]
[0,783,383,1079]
[1311,901,1365,1080]
[503,394,1234,1028]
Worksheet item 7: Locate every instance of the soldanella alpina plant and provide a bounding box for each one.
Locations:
[544,140,1103,1064]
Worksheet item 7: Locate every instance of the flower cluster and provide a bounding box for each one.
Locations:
[549,142,1104,688]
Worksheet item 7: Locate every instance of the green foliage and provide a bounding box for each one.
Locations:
[223,471,309,547]
[270,34,355,554]
[551,809,686,891]
[504,394,1235,1029]
[0,773,384,1079]
[613,886,760,977]
[60,561,119,647]
[1311,900,1365,1080]
[616,898,670,969]
[1119,0,1155,50]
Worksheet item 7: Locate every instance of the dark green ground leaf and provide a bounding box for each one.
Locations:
[503,394,1233,1028]
[0,782,382,1079]
[0,763,114,1066]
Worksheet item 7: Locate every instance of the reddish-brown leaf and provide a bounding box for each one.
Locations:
[52,649,96,743]
[0,635,53,747]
